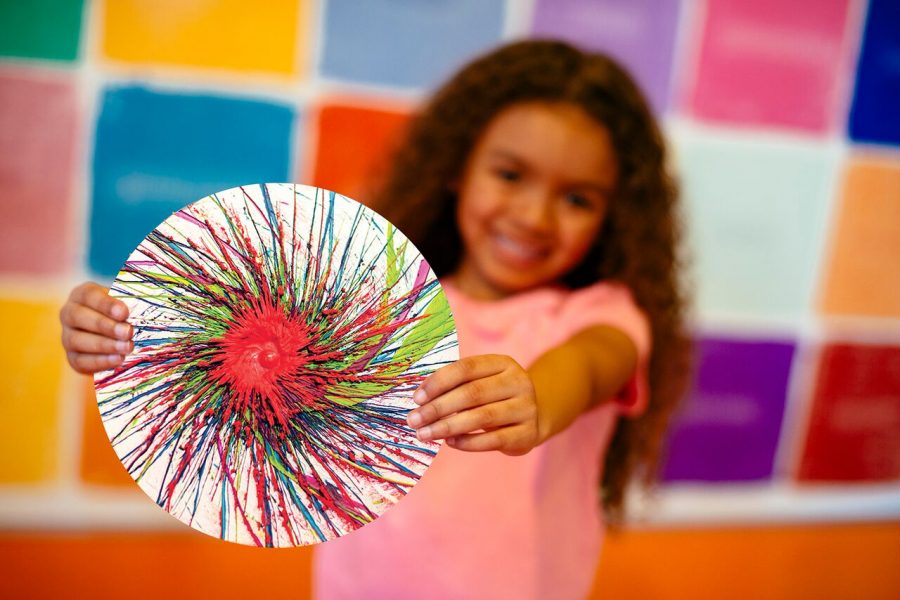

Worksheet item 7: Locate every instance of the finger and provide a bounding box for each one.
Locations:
[63,329,133,355]
[414,355,511,405]
[70,282,129,321]
[408,372,513,428]
[67,351,125,375]
[445,425,535,453]
[416,398,529,442]
[61,302,132,340]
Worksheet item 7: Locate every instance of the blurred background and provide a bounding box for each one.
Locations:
[1,0,898,598]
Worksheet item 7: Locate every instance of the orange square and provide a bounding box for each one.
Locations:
[0,298,65,482]
[819,158,900,317]
[309,101,410,203]
[80,380,137,487]
[101,0,306,76]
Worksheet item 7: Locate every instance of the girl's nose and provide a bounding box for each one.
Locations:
[509,188,554,234]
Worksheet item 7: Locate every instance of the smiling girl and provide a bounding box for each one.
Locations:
[313,40,691,598]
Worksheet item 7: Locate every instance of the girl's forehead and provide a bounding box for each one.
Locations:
[474,102,618,183]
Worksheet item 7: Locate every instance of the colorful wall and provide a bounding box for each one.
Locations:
[1,0,899,597]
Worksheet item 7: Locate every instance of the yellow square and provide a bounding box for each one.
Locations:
[0,298,65,482]
[101,0,306,76]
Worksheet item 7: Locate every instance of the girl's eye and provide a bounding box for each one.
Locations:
[494,168,520,182]
[564,192,594,209]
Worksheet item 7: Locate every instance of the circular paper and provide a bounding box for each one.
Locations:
[95,183,458,547]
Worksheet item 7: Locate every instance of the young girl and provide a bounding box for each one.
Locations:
[60,40,689,599]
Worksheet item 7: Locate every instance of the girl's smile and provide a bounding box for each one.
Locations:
[452,101,619,300]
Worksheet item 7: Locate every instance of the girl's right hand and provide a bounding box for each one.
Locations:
[59,282,133,374]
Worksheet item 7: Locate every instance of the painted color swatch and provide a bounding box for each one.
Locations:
[685,0,853,132]
[0,0,84,61]
[101,0,304,75]
[80,381,136,487]
[820,158,900,317]
[89,86,295,278]
[797,343,900,482]
[319,0,505,88]
[530,0,682,114]
[848,0,900,146]
[678,136,832,320]
[95,184,458,546]
[310,102,410,202]
[0,72,78,275]
[0,299,65,483]
[662,337,794,482]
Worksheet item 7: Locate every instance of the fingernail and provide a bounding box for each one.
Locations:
[115,340,131,353]
[111,304,127,319]
[407,411,422,428]
[114,323,130,339]
[107,354,123,363]
[417,426,432,441]
[413,388,427,405]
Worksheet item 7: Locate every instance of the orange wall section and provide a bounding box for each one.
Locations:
[1,523,898,599]
[80,380,141,488]
[310,102,411,204]
[590,522,900,599]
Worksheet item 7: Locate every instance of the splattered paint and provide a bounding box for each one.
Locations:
[95,183,458,547]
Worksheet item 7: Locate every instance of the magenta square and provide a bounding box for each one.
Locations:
[0,71,78,275]
[683,0,853,132]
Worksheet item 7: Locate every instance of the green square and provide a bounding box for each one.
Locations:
[0,0,84,61]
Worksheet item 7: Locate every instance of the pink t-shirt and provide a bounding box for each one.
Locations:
[313,280,651,600]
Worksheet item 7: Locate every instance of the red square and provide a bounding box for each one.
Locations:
[0,71,79,275]
[683,0,854,132]
[797,343,900,482]
[307,101,410,204]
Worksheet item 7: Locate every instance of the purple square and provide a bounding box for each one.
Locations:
[661,337,795,482]
[530,0,682,113]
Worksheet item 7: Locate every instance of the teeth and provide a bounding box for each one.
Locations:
[494,233,543,260]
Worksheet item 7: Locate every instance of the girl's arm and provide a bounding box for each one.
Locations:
[406,325,638,455]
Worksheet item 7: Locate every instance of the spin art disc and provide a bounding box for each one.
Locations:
[95,183,458,547]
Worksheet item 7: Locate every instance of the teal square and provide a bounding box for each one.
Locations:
[0,0,85,61]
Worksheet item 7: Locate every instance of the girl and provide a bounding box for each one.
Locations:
[60,40,689,599]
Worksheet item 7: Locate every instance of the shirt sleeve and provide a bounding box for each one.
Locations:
[556,282,651,416]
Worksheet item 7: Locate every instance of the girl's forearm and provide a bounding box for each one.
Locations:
[529,325,638,444]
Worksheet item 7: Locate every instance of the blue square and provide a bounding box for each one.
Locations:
[319,0,505,89]
[89,86,297,278]
[661,337,795,482]
[848,0,900,146]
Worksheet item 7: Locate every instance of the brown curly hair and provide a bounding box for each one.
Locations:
[369,39,691,522]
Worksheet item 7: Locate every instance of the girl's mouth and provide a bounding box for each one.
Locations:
[491,231,549,265]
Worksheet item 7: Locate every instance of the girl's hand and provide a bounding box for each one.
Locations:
[406,355,543,456]
[59,282,133,374]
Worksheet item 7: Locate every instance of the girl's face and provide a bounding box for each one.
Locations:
[452,101,618,300]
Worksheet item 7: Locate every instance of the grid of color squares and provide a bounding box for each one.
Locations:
[1,0,899,529]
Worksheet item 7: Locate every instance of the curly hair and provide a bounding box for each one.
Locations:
[369,39,692,522]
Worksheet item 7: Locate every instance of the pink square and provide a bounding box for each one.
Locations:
[0,71,79,275]
[683,0,854,132]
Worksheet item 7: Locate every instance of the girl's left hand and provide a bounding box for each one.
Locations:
[406,354,542,456]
